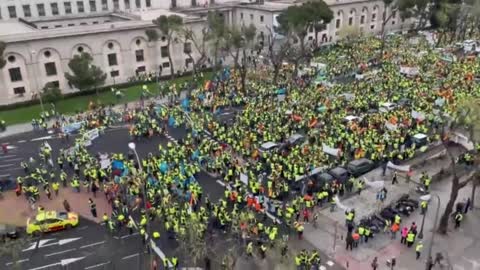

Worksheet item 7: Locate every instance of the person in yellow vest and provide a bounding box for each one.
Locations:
[246,242,253,256]
[52,182,59,196]
[406,230,415,247]
[420,200,428,215]
[415,241,423,260]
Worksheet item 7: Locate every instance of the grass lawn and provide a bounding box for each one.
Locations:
[0,72,212,125]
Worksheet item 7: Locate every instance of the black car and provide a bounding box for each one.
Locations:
[347,158,375,177]
[0,224,19,242]
[328,167,349,183]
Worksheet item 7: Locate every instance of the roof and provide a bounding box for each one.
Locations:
[36,211,58,221]
[0,21,37,36]
[413,133,427,139]
[261,142,279,149]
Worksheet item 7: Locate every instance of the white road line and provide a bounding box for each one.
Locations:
[113,236,120,239]
[0,173,11,178]
[2,158,23,162]
[79,241,105,249]
[319,266,327,270]
[4,167,23,172]
[326,260,335,266]
[6,258,29,266]
[44,248,76,257]
[121,232,139,239]
[0,154,17,158]
[216,180,226,186]
[0,164,14,168]
[17,140,27,143]
[84,261,111,270]
[121,253,139,260]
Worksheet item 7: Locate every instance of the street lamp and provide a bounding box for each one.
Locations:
[424,193,441,270]
[417,194,431,240]
[30,50,44,112]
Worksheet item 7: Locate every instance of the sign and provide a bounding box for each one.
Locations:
[400,66,419,76]
[240,173,248,185]
[322,144,340,157]
[83,128,99,146]
[62,121,83,134]
[100,153,110,169]
[450,132,474,150]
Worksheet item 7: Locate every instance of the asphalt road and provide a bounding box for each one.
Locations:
[1,218,149,270]
[0,120,343,270]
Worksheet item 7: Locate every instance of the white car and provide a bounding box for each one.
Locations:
[259,142,279,154]
[379,102,397,113]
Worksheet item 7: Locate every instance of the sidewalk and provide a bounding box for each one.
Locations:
[0,187,112,226]
[303,145,475,270]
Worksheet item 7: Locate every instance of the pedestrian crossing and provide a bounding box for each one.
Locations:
[164,133,178,144]
[0,149,23,178]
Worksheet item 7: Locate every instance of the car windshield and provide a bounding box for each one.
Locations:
[58,212,68,219]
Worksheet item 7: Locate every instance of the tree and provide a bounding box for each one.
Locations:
[207,11,227,73]
[238,24,257,93]
[152,15,184,79]
[276,0,333,63]
[41,82,62,104]
[0,41,6,69]
[437,98,479,234]
[64,52,106,95]
[265,26,293,84]
[180,25,210,77]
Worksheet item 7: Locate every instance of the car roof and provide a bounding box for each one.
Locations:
[36,211,58,221]
[349,158,372,166]
[261,142,279,149]
[330,167,348,175]
[288,134,304,141]
[413,133,427,139]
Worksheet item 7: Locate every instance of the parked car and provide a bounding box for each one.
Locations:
[412,133,428,147]
[258,142,279,154]
[347,158,375,177]
[0,224,19,242]
[328,167,349,182]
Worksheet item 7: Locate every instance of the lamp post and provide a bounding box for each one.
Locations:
[128,142,152,268]
[417,194,430,240]
[30,50,44,112]
[425,193,441,270]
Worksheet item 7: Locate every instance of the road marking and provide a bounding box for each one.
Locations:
[326,260,335,266]
[31,135,54,141]
[121,253,139,260]
[23,239,57,252]
[0,154,17,158]
[45,248,76,257]
[17,140,27,143]
[78,225,89,230]
[2,157,23,162]
[0,163,14,168]
[28,257,85,270]
[6,258,29,266]
[0,173,11,178]
[6,145,17,150]
[84,261,111,270]
[216,180,226,186]
[319,266,327,270]
[79,241,105,249]
[121,232,139,239]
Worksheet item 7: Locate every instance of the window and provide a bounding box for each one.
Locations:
[250,14,253,20]
[45,62,57,76]
[146,0,151,7]
[8,6,16,19]
[124,0,130,9]
[240,13,243,19]
[108,53,118,66]
[191,0,196,7]
[392,20,395,25]
[68,23,75,26]
[44,51,51,58]
[161,46,169,58]
[371,13,376,21]
[110,70,119,77]
[55,25,62,28]
[101,0,108,11]
[7,55,15,63]
[135,0,140,8]
[171,0,176,8]
[77,1,84,13]
[41,26,49,29]
[348,17,353,25]
[370,24,375,30]
[184,42,192,54]
[136,66,146,75]
[162,62,170,68]
[336,19,340,29]
[260,15,264,23]
[64,2,72,14]
[80,22,87,25]
[89,0,96,12]
[135,49,144,62]
[360,15,365,24]
[113,0,119,9]
[77,46,84,53]
[0,7,2,19]
[108,42,114,49]
[9,68,23,82]
[23,5,32,17]
[92,21,98,24]
[392,11,397,18]
[37,4,46,16]
[13,87,26,95]
[49,81,60,88]
[51,3,59,15]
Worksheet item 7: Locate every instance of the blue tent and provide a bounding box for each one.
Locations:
[111,160,124,170]
[159,162,169,173]
[181,98,190,111]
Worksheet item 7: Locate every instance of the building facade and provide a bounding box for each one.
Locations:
[0,0,414,105]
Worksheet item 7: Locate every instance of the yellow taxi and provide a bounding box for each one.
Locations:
[26,211,79,235]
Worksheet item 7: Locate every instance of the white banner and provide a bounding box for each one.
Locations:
[411,110,426,121]
[100,153,110,170]
[385,121,398,131]
[240,173,248,185]
[322,143,340,157]
[387,161,410,172]
[84,128,99,141]
[451,132,474,150]
[400,66,419,76]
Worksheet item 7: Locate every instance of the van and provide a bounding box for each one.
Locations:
[328,167,349,183]
[347,158,375,177]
